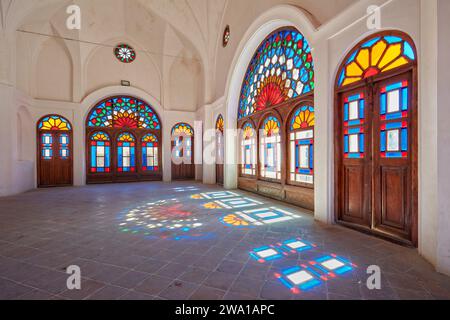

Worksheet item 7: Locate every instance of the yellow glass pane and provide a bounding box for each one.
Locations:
[381,56,409,72]
[342,77,360,86]
[378,44,401,69]
[371,40,387,66]
[356,49,370,70]
[346,62,363,77]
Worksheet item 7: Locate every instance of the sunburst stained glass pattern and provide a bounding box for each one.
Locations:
[87,97,160,130]
[142,134,159,172]
[172,123,194,136]
[241,122,257,176]
[238,28,314,119]
[263,116,281,136]
[338,35,416,87]
[117,133,136,172]
[290,106,315,130]
[114,44,136,63]
[38,116,72,131]
[216,115,224,133]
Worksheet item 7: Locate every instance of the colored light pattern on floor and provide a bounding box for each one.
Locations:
[213,197,264,209]
[191,191,241,200]
[219,214,252,228]
[275,265,323,293]
[279,238,317,254]
[203,202,222,209]
[250,238,316,263]
[173,186,199,192]
[250,246,286,263]
[117,199,206,240]
[234,207,301,226]
[311,254,357,276]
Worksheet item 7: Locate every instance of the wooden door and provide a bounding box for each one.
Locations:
[216,130,224,185]
[336,71,417,244]
[38,130,73,187]
[171,135,195,180]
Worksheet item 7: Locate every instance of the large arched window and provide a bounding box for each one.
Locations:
[37,115,73,187]
[240,122,256,176]
[171,123,195,180]
[335,31,418,245]
[86,96,162,183]
[236,27,315,211]
[260,115,281,181]
[288,105,314,185]
[216,115,224,185]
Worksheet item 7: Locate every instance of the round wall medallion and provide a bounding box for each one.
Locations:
[223,25,230,47]
[114,44,136,63]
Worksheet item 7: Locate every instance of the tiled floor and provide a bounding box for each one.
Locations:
[1,182,450,300]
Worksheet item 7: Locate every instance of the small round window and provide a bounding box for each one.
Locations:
[114,44,136,63]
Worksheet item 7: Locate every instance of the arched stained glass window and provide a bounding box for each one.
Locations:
[38,115,72,131]
[117,132,136,172]
[142,134,159,172]
[240,122,256,176]
[337,34,416,87]
[260,116,281,180]
[90,132,111,173]
[216,115,224,133]
[289,106,314,185]
[238,28,314,119]
[87,96,160,130]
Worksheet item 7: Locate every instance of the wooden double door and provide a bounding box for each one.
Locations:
[336,71,417,245]
[38,130,73,187]
[171,135,195,180]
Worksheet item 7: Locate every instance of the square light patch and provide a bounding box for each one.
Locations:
[257,248,279,259]
[287,270,314,286]
[321,258,345,271]
[286,241,307,250]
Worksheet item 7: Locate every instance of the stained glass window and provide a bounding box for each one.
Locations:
[380,81,409,158]
[240,123,256,176]
[216,115,224,165]
[114,44,136,63]
[172,123,194,160]
[41,133,53,160]
[90,132,111,173]
[289,106,314,184]
[117,133,136,172]
[38,115,72,131]
[343,93,365,159]
[59,134,70,160]
[142,134,159,172]
[260,116,281,180]
[223,25,230,47]
[338,34,415,87]
[238,28,314,119]
[87,97,160,130]
[216,115,224,133]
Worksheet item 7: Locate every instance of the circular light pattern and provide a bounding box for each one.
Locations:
[118,199,203,238]
[223,25,230,47]
[114,44,136,63]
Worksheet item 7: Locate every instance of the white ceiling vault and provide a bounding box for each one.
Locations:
[2,0,359,111]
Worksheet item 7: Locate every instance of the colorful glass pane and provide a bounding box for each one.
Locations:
[216,115,224,133]
[114,44,136,63]
[238,28,314,119]
[59,134,70,160]
[142,134,159,172]
[117,133,136,172]
[263,116,281,136]
[90,131,111,173]
[241,123,256,176]
[343,93,365,159]
[38,116,71,131]
[87,97,160,130]
[338,34,415,87]
[41,133,53,160]
[290,106,314,130]
[172,123,194,136]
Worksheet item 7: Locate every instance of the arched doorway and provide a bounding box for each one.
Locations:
[86,96,162,183]
[215,115,224,185]
[171,123,195,180]
[335,31,418,245]
[37,115,73,187]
